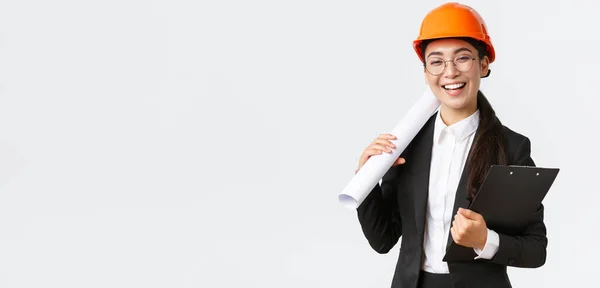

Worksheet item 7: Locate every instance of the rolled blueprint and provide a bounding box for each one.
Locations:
[338,87,440,209]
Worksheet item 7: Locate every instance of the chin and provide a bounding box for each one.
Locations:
[440,97,470,110]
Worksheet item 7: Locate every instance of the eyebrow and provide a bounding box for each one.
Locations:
[426,47,473,59]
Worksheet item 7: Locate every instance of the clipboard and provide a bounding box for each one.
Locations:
[443,165,560,262]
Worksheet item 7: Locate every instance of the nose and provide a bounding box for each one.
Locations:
[443,61,460,77]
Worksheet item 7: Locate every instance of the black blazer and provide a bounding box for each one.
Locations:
[356,112,547,288]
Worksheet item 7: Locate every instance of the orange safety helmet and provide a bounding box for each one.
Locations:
[413,2,495,64]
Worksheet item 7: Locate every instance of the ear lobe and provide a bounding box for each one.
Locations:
[482,69,491,78]
[480,56,490,78]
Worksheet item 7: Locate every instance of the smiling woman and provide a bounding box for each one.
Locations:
[353,2,547,288]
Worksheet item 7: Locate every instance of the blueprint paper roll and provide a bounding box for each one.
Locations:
[338,87,440,209]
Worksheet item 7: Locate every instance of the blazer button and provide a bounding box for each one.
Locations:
[508,259,515,265]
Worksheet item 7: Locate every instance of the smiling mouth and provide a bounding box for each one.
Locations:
[443,83,466,90]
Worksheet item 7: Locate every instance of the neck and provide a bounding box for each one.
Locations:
[439,102,478,126]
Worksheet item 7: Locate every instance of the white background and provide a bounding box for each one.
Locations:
[0,0,595,287]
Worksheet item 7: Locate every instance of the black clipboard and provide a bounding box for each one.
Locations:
[443,165,560,262]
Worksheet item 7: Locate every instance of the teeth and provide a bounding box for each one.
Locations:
[444,83,465,90]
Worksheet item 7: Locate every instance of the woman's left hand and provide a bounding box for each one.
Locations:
[450,208,488,250]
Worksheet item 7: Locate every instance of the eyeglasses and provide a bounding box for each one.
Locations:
[424,55,477,76]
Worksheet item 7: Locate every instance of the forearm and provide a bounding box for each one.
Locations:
[489,206,548,267]
[491,231,547,267]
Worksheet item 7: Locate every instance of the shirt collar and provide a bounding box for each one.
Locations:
[433,109,480,143]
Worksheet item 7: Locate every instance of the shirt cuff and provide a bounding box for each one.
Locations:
[474,229,499,260]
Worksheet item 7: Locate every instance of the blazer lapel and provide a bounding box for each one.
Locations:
[412,113,436,240]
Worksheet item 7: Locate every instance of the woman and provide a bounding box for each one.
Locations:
[355,3,547,288]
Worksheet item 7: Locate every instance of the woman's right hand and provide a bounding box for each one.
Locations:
[356,134,406,173]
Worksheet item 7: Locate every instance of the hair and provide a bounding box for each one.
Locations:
[420,37,508,200]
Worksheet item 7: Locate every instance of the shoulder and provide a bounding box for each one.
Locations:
[501,124,534,165]
[401,112,437,158]
[501,124,529,146]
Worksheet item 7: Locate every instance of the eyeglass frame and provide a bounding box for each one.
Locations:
[423,55,479,76]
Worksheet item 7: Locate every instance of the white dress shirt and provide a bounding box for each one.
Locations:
[421,109,499,274]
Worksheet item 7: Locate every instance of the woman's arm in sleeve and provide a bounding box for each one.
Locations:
[355,164,403,254]
[489,137,548,268]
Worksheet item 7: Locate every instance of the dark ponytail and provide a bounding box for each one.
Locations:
[465,91,508,199]
[420,37,508,199]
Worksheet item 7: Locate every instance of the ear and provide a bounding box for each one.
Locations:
[480,55,490,78]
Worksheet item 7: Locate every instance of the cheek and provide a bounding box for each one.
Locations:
[466,72,481,88]
[425,74,439,86]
